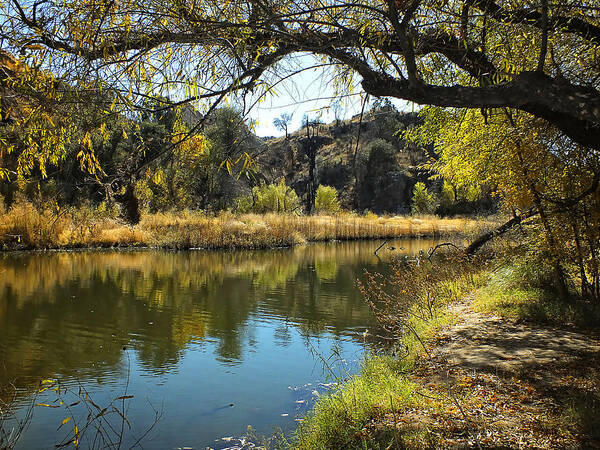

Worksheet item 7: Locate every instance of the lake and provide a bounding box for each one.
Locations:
[0,239,438,449]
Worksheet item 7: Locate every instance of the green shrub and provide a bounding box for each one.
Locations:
[236,180,300,213]
[314,185,341,213]
[438,181,455,211]
[411,182,435,214]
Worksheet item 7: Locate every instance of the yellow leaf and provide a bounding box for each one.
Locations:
[57,416,71,431]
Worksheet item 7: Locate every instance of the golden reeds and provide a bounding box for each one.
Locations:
[0,198,493,250]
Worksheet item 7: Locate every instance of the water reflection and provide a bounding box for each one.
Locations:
[0,239,439,448]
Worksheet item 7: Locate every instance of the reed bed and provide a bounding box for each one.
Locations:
[0,199,494,250]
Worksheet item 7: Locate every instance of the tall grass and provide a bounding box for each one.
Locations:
[295,356,421,450]
[0,198,493,250]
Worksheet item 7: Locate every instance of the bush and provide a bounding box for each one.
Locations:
[236,180,300,213]
[411,182,435,214]
[474,254,600,328]
[314,185,341,214]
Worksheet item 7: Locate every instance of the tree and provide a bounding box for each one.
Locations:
[314,185,341,214]
[273,113,292,139]
[196,107,259,211]
[331,100,343,126]
[357,138,410,213]
[411,182,435,214]
[0,48,104,184]
[2,0,598,155]
[299,115,330,214]
[407,105,600,299]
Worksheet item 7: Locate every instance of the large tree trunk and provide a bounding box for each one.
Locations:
[116,182,141,225]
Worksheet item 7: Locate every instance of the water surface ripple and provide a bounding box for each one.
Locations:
[0,239,438,448]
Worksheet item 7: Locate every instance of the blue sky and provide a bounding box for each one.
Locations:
[248,62,363,137]
[244,54,415,137]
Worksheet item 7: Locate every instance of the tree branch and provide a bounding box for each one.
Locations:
[465,209,538,255]
[360,71,600,150]
[536,0,548,73]
[470,0,600,45]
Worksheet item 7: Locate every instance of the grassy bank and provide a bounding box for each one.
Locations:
[295,258,487,449]
[473,257,600,328]
[0,199,492,250]
[294,255,600,448]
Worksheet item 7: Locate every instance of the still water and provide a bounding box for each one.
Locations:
[0,239,438,449]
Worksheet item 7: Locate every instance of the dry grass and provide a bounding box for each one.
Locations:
[0,199,495,250]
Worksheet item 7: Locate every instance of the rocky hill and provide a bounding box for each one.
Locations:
[257,107,434,213]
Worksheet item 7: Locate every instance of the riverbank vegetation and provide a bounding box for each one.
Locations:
[295,243,600,448]
[0,196,490,250]
[296,253,487,449]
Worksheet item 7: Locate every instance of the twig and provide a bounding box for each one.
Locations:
[374,240,388,256]
[427,242,462,261]
[447,387,482,450]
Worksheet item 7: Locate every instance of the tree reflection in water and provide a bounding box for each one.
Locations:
[0,239,440,447]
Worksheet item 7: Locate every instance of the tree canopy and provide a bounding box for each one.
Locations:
[1,0,598,155]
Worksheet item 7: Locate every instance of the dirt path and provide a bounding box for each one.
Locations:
[365,298,600,448]
[435,299,599,374]
[418,299,600,448]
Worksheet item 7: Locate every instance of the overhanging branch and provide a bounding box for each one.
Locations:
[470,0,600,45]
[360,71,600,150]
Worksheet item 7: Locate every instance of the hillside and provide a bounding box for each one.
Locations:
[258,108,433,213]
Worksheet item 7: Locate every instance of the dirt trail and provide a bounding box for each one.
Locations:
[408,299,600,448]
[435,300,599,374]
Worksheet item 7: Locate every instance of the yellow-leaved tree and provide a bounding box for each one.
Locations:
[406,106,600,299]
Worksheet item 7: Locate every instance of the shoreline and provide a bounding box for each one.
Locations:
[0,232,461,253]
[1,211,495,253]
[294,261,600,449]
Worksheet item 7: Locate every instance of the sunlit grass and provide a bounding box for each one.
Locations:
[295,356,422,450]
[294,264,487,449]
[473,261,600,327]
[0,198,494,250]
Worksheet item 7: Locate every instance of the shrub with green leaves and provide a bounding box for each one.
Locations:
[314,185,341,214]
[236,180,300,213]
[411,182,436,214]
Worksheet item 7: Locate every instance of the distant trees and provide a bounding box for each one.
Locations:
[134,106,206,214]
[331,101,343,127]
[357,139,410,213]
[273,113,292,139]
